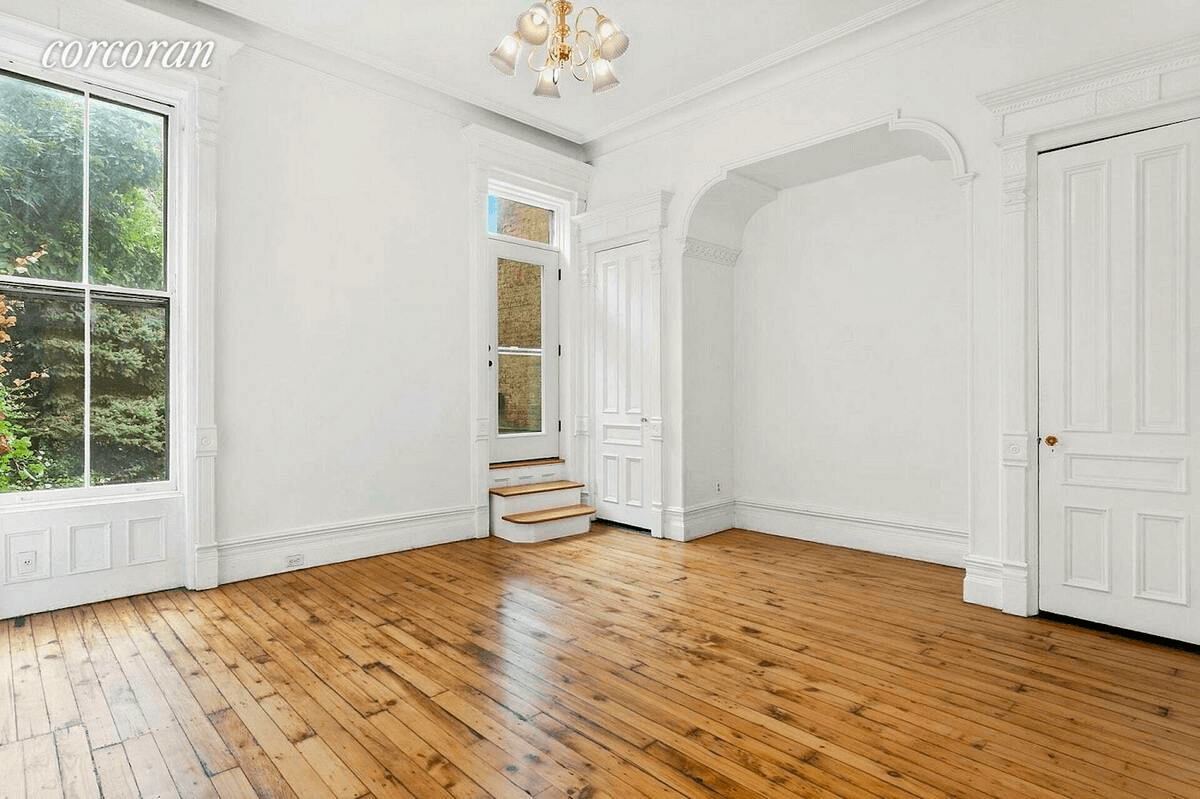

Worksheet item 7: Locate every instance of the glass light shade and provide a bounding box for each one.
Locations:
[599,29,629,61]
[489,33,521,76]
[591,58,619,93]
[533,67,561,98]
[518,3,552,45]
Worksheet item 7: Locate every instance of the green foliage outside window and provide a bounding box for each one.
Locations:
[0,71,168,492]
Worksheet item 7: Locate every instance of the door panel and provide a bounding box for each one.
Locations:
[1038,118,1200,644]
[490,240,559,463]
[594,243,652,529]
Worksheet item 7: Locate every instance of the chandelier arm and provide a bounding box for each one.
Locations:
[527,45,551,72]
[573,6,603,33]
[570,60,590,82]
[573,29,596,64]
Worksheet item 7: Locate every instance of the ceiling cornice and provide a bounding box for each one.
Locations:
[118,0,588,159]
[583,0,1015,159]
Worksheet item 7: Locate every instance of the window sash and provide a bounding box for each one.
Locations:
[0,67,174,499]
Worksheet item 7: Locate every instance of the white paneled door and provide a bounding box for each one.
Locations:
[1038,119,1200,644]
[594,243,652,529]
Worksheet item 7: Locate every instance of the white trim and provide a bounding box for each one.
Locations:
[681,238,740,267]
[585,0,1015,157]
[664,500,736,542]
[962,555,1005,608]
[575,191,672,539]
[216,507,476,584]
[736,499,968,568]
[463,126,592,539]
[979,33,1200,617]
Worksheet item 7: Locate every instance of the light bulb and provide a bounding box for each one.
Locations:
[489,33,521,76]
[591,58,619,93]
[533,67,561,98]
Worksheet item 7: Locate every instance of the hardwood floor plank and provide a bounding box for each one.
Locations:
[9,617,51,740]
[55,724,101,799]
[31,614,81,733]
[123,730,182,798]
[91,744,140,799]
[0,739,25,799]
[210,768,259,799]
[22,731,62,796]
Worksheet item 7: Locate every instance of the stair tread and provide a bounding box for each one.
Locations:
[502,504,597,524]
[489,458,565,470]
[490,480,584,498]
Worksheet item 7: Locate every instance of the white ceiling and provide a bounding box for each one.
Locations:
[197,0,926,144]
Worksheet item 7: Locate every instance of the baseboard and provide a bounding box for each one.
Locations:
[735,499,968,568]
[682,499,736,541]
[962,554,1004,609]
[216,506,476,584]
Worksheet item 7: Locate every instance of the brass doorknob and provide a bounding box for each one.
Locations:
[1044,435,1059,447]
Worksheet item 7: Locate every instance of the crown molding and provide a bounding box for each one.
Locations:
[585,0,933,144]
[119,0,587,159]
[979,33,1200,115]
[584,0,1015,158]
[462,125,593,198]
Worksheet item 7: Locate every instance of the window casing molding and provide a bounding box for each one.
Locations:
[0,14,227,589]
[463,125,592,537]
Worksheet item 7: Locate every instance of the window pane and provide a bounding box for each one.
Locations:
[0,72,84,282]
[488,195,553,244]
[90,297,168,485]
[0,288,85,491]
[497,258,542,349]
[498,354,542,434]
[89,98,166,290]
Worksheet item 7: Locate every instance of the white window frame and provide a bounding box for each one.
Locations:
[487,182,568,462]
[0,66,181,508]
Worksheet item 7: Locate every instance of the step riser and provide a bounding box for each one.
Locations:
[492,513,592,544]
[490,488,583,524]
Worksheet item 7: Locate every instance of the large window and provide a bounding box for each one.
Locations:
[0,70,169,493]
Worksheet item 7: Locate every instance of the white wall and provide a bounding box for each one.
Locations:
[215,47,473,548]
[733,156,968,530]
[682,256,735,510]
[585,0,1200,584]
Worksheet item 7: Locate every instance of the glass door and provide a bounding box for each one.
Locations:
[490,239,559,462]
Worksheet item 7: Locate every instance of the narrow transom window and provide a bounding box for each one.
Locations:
[488,194,555,245]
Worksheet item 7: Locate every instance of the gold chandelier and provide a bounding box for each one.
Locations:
[489,2,630,98]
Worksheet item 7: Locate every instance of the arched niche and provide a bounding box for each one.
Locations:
[683,112,973,256]
[668,112,978,557]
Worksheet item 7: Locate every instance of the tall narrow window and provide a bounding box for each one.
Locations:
[0,71,169,493]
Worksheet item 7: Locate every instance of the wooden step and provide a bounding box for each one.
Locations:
[489,457,565,470]
[501,504,597,525]
[489,480,584,498]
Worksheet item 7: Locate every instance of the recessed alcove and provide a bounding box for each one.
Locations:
[676,114,976,562]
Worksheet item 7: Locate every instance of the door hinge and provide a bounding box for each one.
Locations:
[558,344,562,356]
[558,268,562,281]
[558,420,562,432]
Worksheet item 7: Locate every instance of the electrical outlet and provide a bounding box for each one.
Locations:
[16,551,36,575]
[716,482,721,493]
[285,554,305,569]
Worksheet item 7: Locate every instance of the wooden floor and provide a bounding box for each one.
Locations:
[2,527,1199,798]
